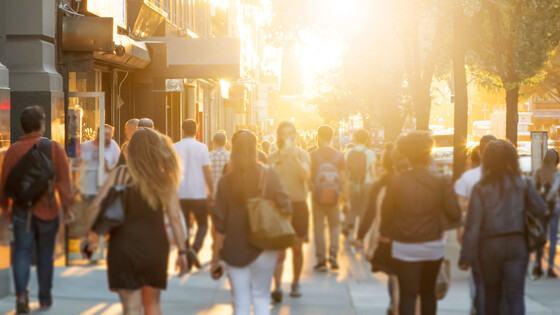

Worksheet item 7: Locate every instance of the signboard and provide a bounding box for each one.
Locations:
[531,131,548,173]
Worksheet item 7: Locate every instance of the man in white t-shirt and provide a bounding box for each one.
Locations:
[454,134,497,315]
[174,120,213,266]
[79,124,121,197]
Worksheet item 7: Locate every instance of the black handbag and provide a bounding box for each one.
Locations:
[370,240,395,274]
[522,177,547,252]
[92,166,128,235]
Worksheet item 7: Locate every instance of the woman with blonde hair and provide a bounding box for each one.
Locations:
[85,127,188,315]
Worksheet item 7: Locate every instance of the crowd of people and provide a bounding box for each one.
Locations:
[0,105,557,315]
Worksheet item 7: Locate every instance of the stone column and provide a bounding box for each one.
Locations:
[3,0,63,141]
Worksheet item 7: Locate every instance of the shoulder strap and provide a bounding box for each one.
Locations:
[258,165,268,197]
[37,137,52,161]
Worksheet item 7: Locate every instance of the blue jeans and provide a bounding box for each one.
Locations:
[11,209,60,303]
[479,234,528,315]
[536,207,559,268]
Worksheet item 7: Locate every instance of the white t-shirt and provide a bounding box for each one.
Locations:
[454,166,482,199]
[174,138,211,199]
[392,238,446,262]
[79,139,121,195]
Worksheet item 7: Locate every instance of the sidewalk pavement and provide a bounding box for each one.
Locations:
[1,231,559,314]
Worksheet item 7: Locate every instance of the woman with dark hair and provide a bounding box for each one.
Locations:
[85,128,188,315]
[532,149,560,278]
[459,140,546,315]
[211,130,291,315]
[382,131,462,315]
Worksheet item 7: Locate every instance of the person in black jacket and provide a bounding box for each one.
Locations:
[459,140,546,315]
[382,131,462,315]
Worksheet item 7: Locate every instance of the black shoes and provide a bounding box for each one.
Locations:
[271,289,283,304]
[532,266,544,279]
[15,296,29,314]
[547,268,557,278]
[313,261,328,272]
[329,256,339,270]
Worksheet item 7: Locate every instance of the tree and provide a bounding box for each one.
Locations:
[391,0,454,130]
[469,0,560,145]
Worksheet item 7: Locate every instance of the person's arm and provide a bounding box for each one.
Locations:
[380,178,396,238]
[203,165,214,199]
[53,142,75,223]
[459,185,484,269]
[526,178,547,220]
[443,177,462,222]
[82,168,119,236]
[167,192,189,276]
[0,149,11,214]
[211,178,228,268]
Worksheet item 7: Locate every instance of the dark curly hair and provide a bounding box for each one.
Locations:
[396,131,433,166]
[481,139,520,185]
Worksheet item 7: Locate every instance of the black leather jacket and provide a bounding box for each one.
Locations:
[459,176,546,266]
[381,166,462,243]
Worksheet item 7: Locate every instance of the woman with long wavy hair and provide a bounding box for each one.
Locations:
[85,128,188,315]
[211,130,291,315]
[459,140,546,315]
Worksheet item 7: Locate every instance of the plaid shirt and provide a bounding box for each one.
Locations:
[0,132,74,221]
[209,147,230,194]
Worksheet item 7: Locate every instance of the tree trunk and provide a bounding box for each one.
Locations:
[505,87,519,146]
[414,85,431,130]
[452,6,468,180]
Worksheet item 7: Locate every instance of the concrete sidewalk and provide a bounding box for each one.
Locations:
[1,231,559,314]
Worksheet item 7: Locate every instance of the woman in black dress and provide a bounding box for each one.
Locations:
[86,128,188,315]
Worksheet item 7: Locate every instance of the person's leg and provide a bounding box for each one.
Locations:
[325,204,340,261]
[292,237,304,284]
[179,199,191,250]
[117,289,143,315]
[548,209,559,270]
[344,186,358,237]
[479,238,505,315]
[312,201,327,264]
[503,236,529,315]
[250,251,277,315]
[34,215,60,306]
[418,259,443,315]
[395,259,422,315]
[273,250,286,291]
[472,261,485,315]
[227,264,251,315]
[191,199,208,253]
[11,210,35,305]
[141,286,162,315]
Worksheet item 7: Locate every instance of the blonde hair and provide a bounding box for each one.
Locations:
[127,128,181,210]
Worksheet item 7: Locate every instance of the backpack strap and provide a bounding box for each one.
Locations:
[37,137,52,161]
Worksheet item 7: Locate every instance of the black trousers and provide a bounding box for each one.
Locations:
[395,258,443,315]
[179,199,208,252]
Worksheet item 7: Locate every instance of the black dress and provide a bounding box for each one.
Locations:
[107,185,169,290]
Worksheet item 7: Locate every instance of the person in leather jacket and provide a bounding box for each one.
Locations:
[459,139,546,315]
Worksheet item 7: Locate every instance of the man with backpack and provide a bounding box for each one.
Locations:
[310,125,346,271]
[343,129,376,240]
[0,106,75,313]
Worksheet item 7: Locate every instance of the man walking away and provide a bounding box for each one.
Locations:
[174,119,213,269]
[0,106,75,313]
[310,125,346,271]
[343,129,376,240]
[117,118,139,165]
[138,118,154,128]
[268,121,311,302]
[209,132,230,197]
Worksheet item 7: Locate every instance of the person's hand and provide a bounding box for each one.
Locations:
[459,264,470,271]
[63,207,76,224]
[456,228,464,245]
[378,236,391,243]
[176,253,189,277]
[207,195,215,210]
[353,239,363,250]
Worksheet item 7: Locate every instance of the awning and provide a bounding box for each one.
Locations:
[93,34,151,70]
[145,37,240,79]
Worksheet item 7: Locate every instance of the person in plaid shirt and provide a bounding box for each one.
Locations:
[0,106,75,313]
[209,132,230,197]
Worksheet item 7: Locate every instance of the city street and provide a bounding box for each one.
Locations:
[1,230,559,315]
